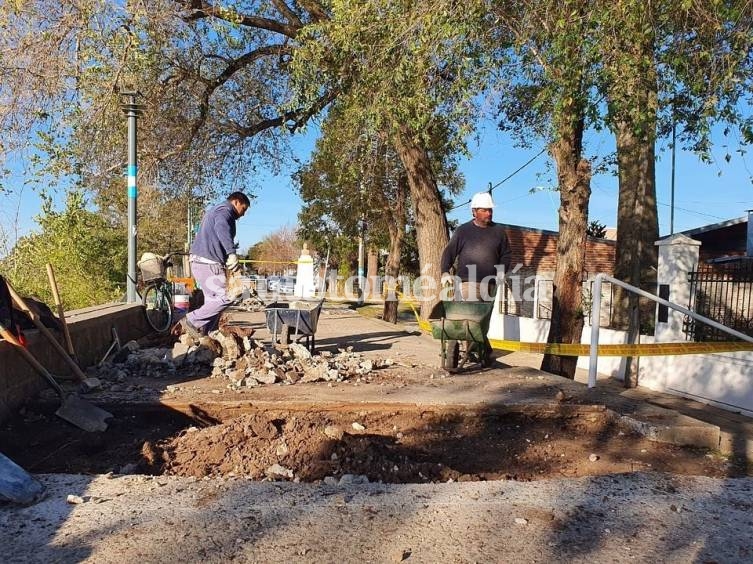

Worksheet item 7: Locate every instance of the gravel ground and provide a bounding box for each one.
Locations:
[2,472,753,563]
[4,308,752,562]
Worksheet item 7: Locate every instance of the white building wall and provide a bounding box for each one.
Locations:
[488,312,753,416]
[488,233,753,416]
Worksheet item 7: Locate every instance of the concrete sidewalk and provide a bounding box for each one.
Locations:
[3,472,753,563]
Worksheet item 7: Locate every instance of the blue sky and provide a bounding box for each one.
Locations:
[231,124,752,250]
[2,123,752,255]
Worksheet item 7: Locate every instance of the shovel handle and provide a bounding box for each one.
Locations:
[5,281,87,382]
[45,264,77,360]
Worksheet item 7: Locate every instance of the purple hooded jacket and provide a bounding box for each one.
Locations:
[190,200,239,264]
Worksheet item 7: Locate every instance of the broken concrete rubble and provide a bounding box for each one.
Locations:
[210,336,395,388]
[84,328,394,390]
[235,293,267,313]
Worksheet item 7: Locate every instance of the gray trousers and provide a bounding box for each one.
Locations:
[186,261,231,334]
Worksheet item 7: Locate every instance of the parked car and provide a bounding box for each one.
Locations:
[267,276,281,291]
[238,274,264,293]
[278,276,297,294]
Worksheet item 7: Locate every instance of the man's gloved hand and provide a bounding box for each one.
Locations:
[440,272,454,287]
[226,253,240,273]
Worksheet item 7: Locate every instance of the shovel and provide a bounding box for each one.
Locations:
[5,280,87,382]
[46,263,78,365]
[0,321,112,433]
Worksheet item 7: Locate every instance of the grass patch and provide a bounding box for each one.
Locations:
[356,302,418,323]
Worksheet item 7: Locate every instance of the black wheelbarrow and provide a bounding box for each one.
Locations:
[428,300,495,372]
[265,299,324,353]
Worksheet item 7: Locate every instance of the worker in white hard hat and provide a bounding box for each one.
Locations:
[440,191,512,362]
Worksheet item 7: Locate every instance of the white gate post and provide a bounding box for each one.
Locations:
[654,234,701,342]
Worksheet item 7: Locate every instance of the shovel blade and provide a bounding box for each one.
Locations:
[55,395,112,433]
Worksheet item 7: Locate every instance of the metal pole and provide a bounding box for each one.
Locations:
[357,217,365,305]
[670,120,676,235]
[321,245,330,295]
[187,198,192,251]
[120,92,144,303]
[588,274,604,388]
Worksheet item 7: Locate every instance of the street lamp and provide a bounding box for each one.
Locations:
[120,91,146,303]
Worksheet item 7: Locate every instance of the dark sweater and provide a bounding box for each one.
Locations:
[440,221,512,281]
[190,201,239,264]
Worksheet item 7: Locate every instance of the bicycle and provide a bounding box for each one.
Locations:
[137,252,187,333]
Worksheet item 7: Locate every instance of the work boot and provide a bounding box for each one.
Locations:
[483,339,495,367]
[172,317,203,343]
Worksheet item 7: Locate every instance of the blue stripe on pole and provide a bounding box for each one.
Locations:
[127,163,137,197]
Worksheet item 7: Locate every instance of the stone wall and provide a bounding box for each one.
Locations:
[0,303,150,423]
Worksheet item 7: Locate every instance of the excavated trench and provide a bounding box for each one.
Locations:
[0,402,737,482]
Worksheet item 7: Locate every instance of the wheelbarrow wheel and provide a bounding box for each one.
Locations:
[442,339,459,372]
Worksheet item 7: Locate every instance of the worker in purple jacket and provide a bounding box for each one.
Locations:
[173,191,250,340]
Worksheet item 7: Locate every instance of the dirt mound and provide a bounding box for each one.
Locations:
[152,410,736,483]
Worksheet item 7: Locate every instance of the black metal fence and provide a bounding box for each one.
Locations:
[686,260,753,341]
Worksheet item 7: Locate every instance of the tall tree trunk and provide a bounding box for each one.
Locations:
[612,120,658,385]
[366,246,378,298]
[383,175,408,324]
[607,26,659,387]
[393,125,449,319]
[612,103,659,329]
[541,113,592,379]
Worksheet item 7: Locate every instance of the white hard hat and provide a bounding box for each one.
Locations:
[470,191,494,209]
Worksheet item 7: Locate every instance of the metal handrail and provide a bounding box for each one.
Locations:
[588,273,753,388]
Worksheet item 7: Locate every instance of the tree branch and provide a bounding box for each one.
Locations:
[185,44,293,148]
[271,0,303,27]
[177,0,302,38]
[231,87,339,137]
[297,0,329,23]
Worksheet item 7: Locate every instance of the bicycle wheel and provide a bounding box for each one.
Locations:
[143,282,173,333]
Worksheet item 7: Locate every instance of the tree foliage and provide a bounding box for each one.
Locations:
[0,0,309,200]
[246,225,301,276]
[586,220,608,239]
[0,189,126,308]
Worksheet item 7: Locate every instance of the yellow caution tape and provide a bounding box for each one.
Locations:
[488,339,753,357]
[311,284,753,358]
[239,259,298,265]
[393,290,753,357]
